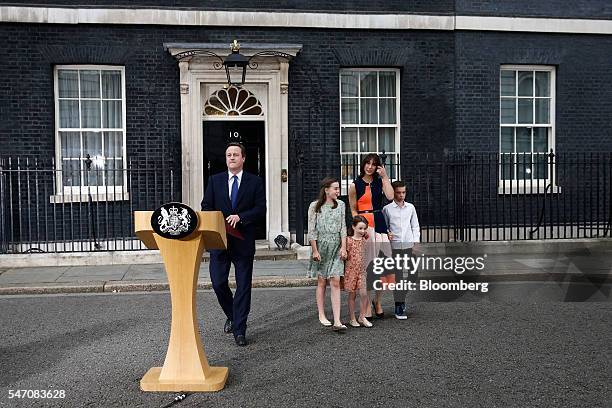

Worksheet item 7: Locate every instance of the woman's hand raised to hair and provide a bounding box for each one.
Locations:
[376,166,389,179]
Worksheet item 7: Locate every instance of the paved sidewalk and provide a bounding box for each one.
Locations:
[0,248,611,294]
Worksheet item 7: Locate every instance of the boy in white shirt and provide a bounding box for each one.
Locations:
[382,180,420,319]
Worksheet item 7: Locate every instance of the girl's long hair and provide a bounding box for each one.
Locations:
[314,177,339,213]
[347,215,369,236]
[359,153,382,180]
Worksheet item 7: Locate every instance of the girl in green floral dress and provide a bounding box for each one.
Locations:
[308,177,347,331]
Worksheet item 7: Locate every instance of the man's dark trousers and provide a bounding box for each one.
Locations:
[209,239,254,336]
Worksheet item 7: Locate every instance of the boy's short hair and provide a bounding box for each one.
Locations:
[391,180,406,190]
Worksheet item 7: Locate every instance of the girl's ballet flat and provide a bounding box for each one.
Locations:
[348,320,360,328]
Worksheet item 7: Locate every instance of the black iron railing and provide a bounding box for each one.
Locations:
[338,151,612,242]
[0,157,180,253]
[2,151,611,253]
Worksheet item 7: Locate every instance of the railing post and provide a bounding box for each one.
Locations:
[0,158,5,253]
[84,154,101,250]
[292,131,305,245]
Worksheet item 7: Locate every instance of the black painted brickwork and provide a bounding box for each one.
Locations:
[456,0,612,19]
[0,23,455,230]
[455,31,612,153]
[2,22,612,233]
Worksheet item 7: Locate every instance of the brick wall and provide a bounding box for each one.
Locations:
[0,23,455,230]
[456,0,612,19]
[455,31,612,153]
[1,21,611,233]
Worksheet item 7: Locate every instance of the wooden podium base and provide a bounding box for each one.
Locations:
[140,366,229,392]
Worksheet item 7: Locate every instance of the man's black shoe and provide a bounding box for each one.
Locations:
[234,335,247,347]
[224,319,233,334]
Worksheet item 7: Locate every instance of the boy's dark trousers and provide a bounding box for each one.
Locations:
[393,247,414,305]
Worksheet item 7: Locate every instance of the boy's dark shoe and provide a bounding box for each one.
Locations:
[394,304,408,320]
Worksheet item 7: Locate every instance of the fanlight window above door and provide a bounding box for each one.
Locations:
[203,86,263,117]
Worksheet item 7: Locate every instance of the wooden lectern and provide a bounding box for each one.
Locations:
[135,210,229,392]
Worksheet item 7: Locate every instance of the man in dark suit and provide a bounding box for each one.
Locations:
[201,142,266,347]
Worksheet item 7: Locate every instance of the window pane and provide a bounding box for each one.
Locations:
[80,70,100,98]
[102,70,122,99]
[83,158,101,186]
[341,154,357,182]
[379,72,396,97]
[518,99,533,123]
[59,100,80,128]
[106,158,124,186]
[60,131,81,159]
[518,71,533,96]
[535,72,550,97]
[378,128,395,152]
[535,99,549,124]
[360,99,377,124]
[341,98,358,124]
[83,131,103,160]
[500,153,514,180]
[516,127,531,153]
[533,128,548,153]
[386,154,398,179]
[81,100,101,128]
[341,128,358,152]
[360,72,377,97]
[102,100,122,128]
[517,153,532,181]
[500,128,513,153]
[58,70,79,98]
[340,72,359,97]
[534,153,549,179]
[104,131,123,158]
[379,99,396,124]
[62,159,81,187]
[359,128,376,152]
[500,99,516,124]
[500,70,515,96]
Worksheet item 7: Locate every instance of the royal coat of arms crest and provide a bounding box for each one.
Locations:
[151,203,198,240]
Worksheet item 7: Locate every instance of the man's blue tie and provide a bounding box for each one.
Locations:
[230,175,239,209]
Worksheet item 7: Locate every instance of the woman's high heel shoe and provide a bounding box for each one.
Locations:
[332,323,347,331]
[372,301,384,318]
[319,317,332,327]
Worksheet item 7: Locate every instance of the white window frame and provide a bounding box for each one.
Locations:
[52,65,128,203]
[499,64,558,194]
[339,68,401,194]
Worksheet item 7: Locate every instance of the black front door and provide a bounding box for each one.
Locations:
[203,121,266,239]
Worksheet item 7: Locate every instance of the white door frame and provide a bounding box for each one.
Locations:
[165,43,302,246]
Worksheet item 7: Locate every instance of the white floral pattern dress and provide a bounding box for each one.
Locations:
[307,200,347,279]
